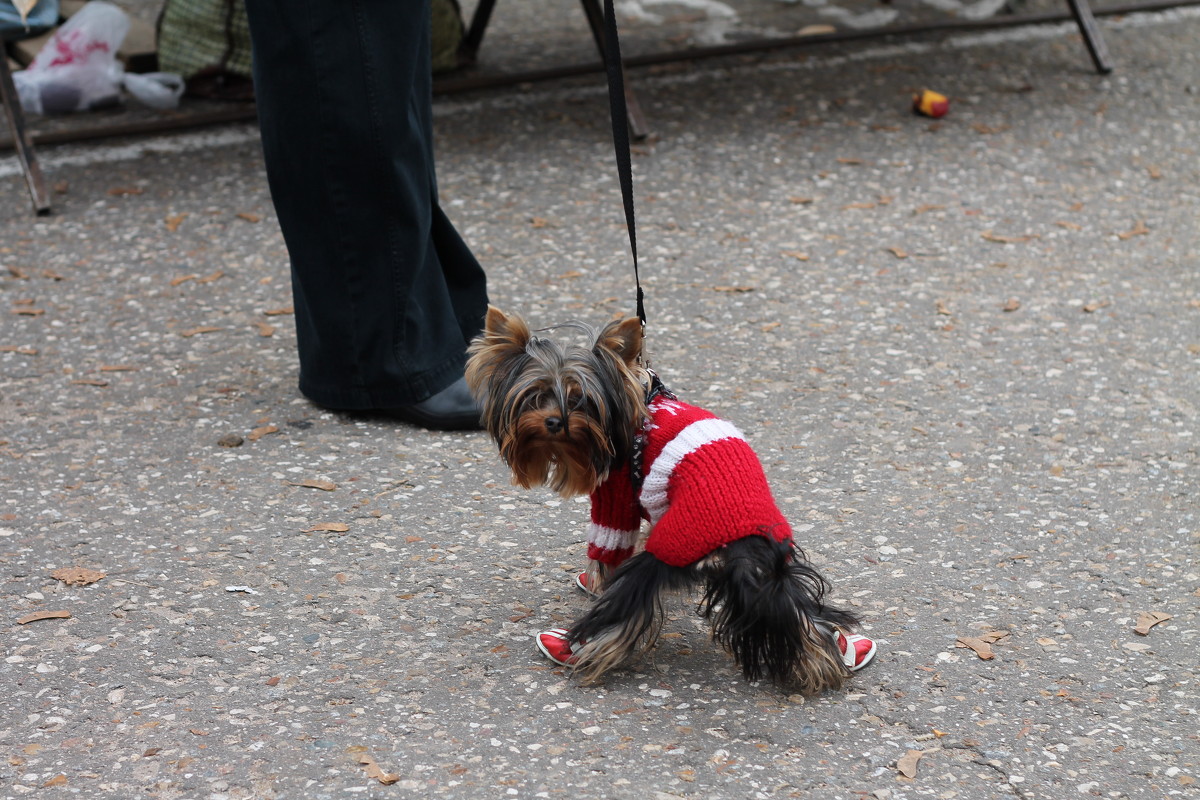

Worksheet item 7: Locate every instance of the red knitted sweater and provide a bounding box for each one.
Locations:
[586,397,791,568]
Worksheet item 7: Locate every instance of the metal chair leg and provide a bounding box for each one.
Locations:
[578,0,650,141]
[460,0,498,65]
[1065,0,1114,74]
[0,53,51,215]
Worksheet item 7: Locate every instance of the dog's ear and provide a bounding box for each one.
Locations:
[482,305,530,347]
[598,317,643,366]
[467,307,532,398]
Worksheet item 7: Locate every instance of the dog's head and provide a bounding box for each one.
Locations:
[465,306,648,496]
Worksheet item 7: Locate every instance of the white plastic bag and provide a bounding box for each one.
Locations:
[13,1,129,114]
[122,72,186,110]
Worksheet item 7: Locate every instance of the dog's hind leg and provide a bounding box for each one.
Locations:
[701,535,861,694]
[567,551,694,682]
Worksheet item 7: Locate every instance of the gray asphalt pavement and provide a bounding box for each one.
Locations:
[2,5,1198,799]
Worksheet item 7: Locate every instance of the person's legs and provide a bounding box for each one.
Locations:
[245,0,487,411]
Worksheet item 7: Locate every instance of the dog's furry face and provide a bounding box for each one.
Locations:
[465,307,649,497]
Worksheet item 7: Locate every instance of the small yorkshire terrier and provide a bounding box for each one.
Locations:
[466,306,876,693]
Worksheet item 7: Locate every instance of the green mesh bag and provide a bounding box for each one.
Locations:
[157,0,252,82]
[431,0,465,73]
[158,0,462,97]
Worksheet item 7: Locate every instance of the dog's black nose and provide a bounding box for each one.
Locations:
[544,416,564,434]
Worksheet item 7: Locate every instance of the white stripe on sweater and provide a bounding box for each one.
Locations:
[639,418,743,525]
[588,523,639,553]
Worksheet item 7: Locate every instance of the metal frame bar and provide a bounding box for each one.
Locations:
[3,0,1197,155]
[1067,0,1114,72]
[0,49,50,214]
[460,0,650,138]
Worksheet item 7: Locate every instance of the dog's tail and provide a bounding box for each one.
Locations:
[567,551,693,683]
[701,534,860,694]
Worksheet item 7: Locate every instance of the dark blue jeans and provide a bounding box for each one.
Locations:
[245,0,488,409]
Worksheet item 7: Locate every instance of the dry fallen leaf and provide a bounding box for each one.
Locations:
[1133,611,1171,636]
[529,217,552,228]
[254,322,276,338]
[50,567,106,587]
[263,307,294,317]
[780,250,809,261]
[70,379,109,387]
[17,610,71,625]
[179,326,221,338]
[897,749,926,778]
[303,522,350,533]
[956,630,1010,660]
[195,270,224,284]
[99,365,137,372]
[287,479,337,492]
[0,345,38,355]
[42,775,67,788]
[1082,300,1110,313]
[356,752,400,785]
[982,231,1038,244]
[788,196,814,205]
[1002,298,1022,312]
[13,307,45,316]
[165,213,188,232]
[237,212,261,223]
[1117,220,1150,240]
[247,425,279,442]
[935,299,952,316]
[170,273,197,286]
[841,202,876,210]
[887,246,908,259]
[712,286,755,293]
[913,204,945,215]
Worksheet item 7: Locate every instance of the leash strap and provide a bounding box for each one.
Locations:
[601,0,645,328]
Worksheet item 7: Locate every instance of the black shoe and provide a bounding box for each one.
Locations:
[370,377,482,431]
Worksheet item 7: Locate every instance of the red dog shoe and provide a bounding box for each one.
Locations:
[574,572,599,596]
[536,628,579,666]
[832,630,877,671]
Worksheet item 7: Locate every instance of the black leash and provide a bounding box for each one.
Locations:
[600,0,645,329]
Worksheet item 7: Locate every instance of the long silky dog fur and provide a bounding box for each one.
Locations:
[568,533,859,692]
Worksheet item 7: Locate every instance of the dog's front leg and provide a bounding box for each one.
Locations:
[567,551,694,682]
